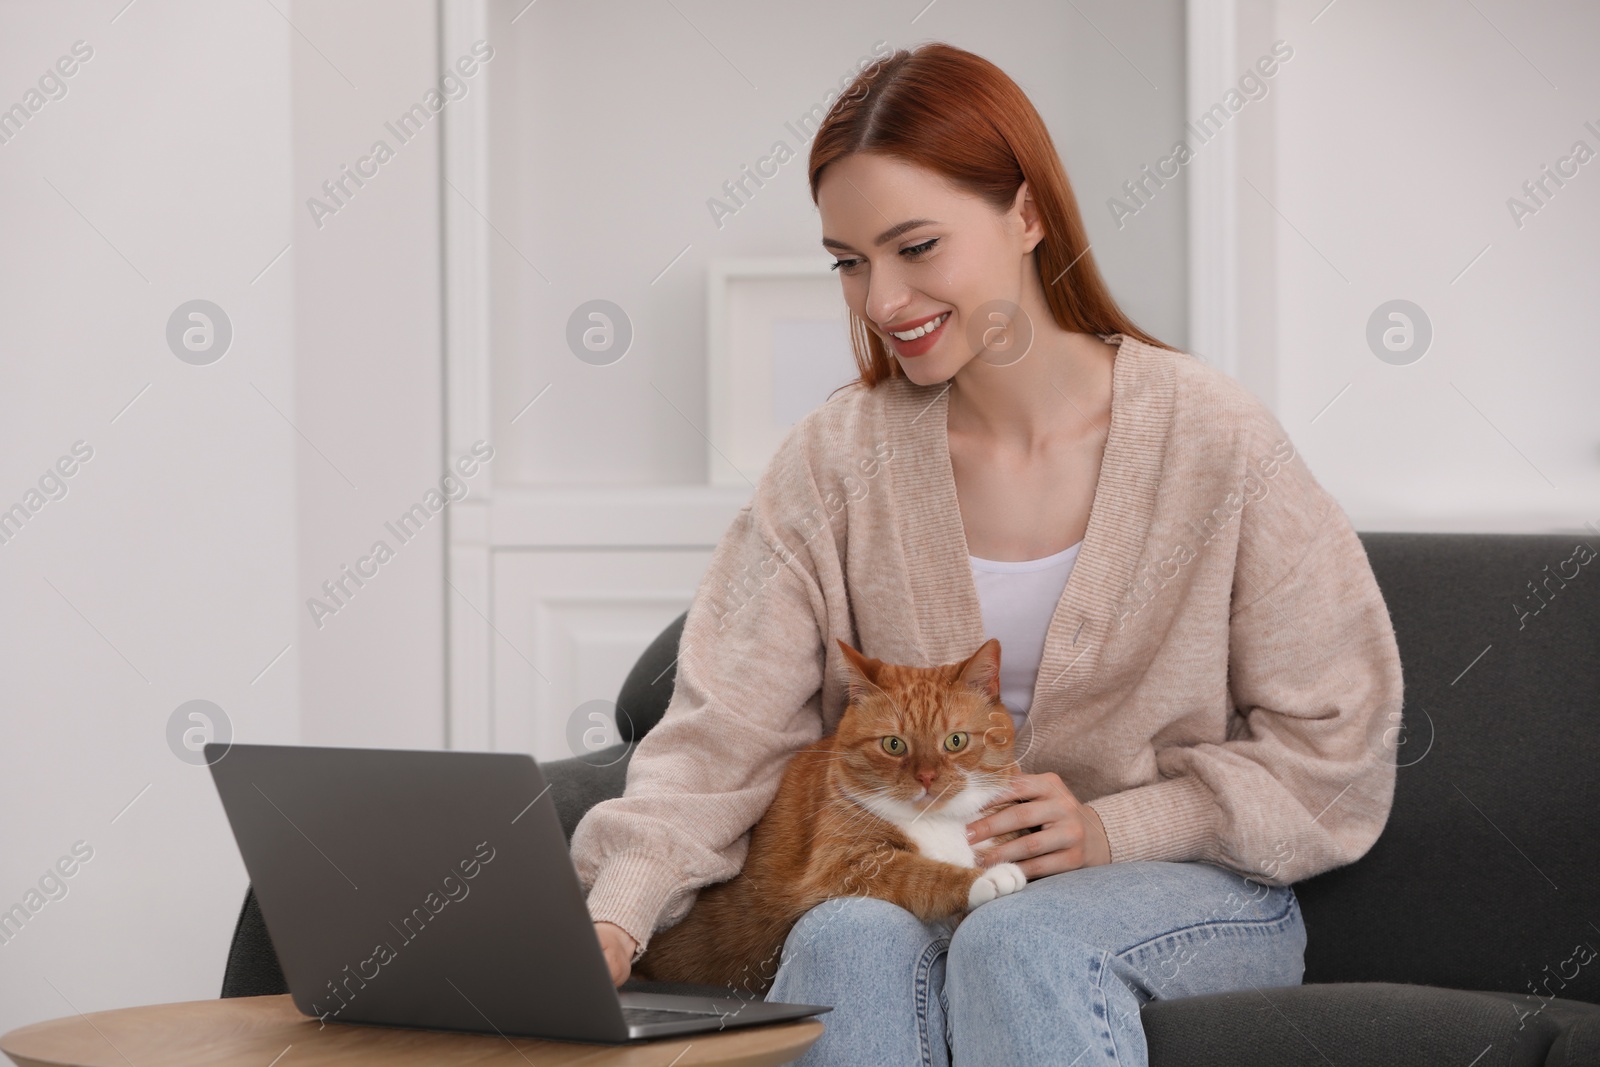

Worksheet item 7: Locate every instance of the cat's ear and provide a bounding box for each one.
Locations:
[835,638,881,706]
[956,638,1002,704]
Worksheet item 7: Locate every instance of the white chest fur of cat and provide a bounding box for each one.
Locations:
[846,785,1029,909]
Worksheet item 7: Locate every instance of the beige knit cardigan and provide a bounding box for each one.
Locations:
[570,333,1404,961]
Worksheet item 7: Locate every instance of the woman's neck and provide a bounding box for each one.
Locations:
[947,329,1116,451]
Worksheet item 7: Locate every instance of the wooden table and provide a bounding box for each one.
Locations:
[0,994,825,1066]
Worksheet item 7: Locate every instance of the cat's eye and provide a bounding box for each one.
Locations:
[881,736,906,756]
[944,732,969,752]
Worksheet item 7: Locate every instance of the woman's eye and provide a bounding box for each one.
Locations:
[828,238,939,274]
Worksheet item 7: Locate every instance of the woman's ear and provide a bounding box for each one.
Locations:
[1010,179,1044,252]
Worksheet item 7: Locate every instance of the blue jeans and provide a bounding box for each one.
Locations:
[764,860,1306,1066]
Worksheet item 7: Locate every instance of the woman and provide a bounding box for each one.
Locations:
[571,42,1403,1066]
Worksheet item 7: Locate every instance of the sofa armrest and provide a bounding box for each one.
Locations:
[1140,982,1599,1067]
[541,744,633,843]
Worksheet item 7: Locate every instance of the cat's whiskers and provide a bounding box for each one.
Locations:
[832,784,910,836]
[830,810,897,849]
[835,807,894,839]
[836,785,897,817]
[794,752,859,766]
[904,778,960,828]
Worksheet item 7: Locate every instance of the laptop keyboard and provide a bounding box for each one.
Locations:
[622,1005,732,1027]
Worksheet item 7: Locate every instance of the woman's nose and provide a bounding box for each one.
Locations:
[864,271,914,330]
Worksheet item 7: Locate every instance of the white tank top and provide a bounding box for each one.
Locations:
[969,540,1084,730]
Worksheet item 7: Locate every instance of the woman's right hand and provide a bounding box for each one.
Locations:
[594,921,639,987]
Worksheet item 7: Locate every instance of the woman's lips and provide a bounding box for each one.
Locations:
[888,312,949,358]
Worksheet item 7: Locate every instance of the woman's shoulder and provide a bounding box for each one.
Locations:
[761,377,901,497]
[1144,340,1335,553]
[1141,339,1295,458]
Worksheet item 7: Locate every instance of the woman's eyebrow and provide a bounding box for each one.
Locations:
[821,218,940,252]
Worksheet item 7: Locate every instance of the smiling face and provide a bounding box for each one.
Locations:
[817,152,1044,386]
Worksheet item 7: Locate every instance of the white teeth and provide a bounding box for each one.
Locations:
[891,312,947,341]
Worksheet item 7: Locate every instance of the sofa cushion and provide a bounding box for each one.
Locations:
[613,611,686,743]
[543,743,634,842]
[1547,1008,1600,1067]
[1141,981,1600,1067]
[1289,533,1599,1003]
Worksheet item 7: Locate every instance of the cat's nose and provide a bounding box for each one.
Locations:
[916,770,937,790]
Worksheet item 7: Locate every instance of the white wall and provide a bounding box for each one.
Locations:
[461,0,1193,759]
[0,0,296,1036]
[291,0,446,749]
[1254,0,1600,530]
[0,0,447,1040]
[491,0,1191,487]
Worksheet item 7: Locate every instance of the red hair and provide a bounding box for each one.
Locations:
[810,42,1172,391]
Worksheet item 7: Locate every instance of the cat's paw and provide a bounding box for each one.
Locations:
[967,862,1027,908]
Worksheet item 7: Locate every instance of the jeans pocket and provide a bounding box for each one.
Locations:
[1116,886,1307,1000]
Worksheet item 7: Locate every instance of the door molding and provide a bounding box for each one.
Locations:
[1186,0,1280,408]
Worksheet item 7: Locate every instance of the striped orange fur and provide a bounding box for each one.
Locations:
[633,637,1028,995]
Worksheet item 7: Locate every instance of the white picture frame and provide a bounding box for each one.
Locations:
[706,257,861,488]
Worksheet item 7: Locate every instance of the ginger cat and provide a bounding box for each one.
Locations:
[632,637,1029,995]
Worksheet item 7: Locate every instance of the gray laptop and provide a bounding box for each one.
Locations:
[205,742,831,1044]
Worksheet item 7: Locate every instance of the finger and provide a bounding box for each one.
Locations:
[972,798,1041,844]
[1005,775,1036,800]
[1016,845,1077,881]
[999,797,1055,834]
[1003,824,1074,866]
[969,806,1015,841]
[971,789,1016,835]
[1045,775,1080,805]
[1018,835,1086,878]
[975,840,1007,867]
[992,785,1031,814]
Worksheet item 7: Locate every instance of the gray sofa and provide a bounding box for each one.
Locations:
[223,532,1600,1066]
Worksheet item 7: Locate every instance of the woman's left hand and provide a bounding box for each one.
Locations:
[964,772,1112,878]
